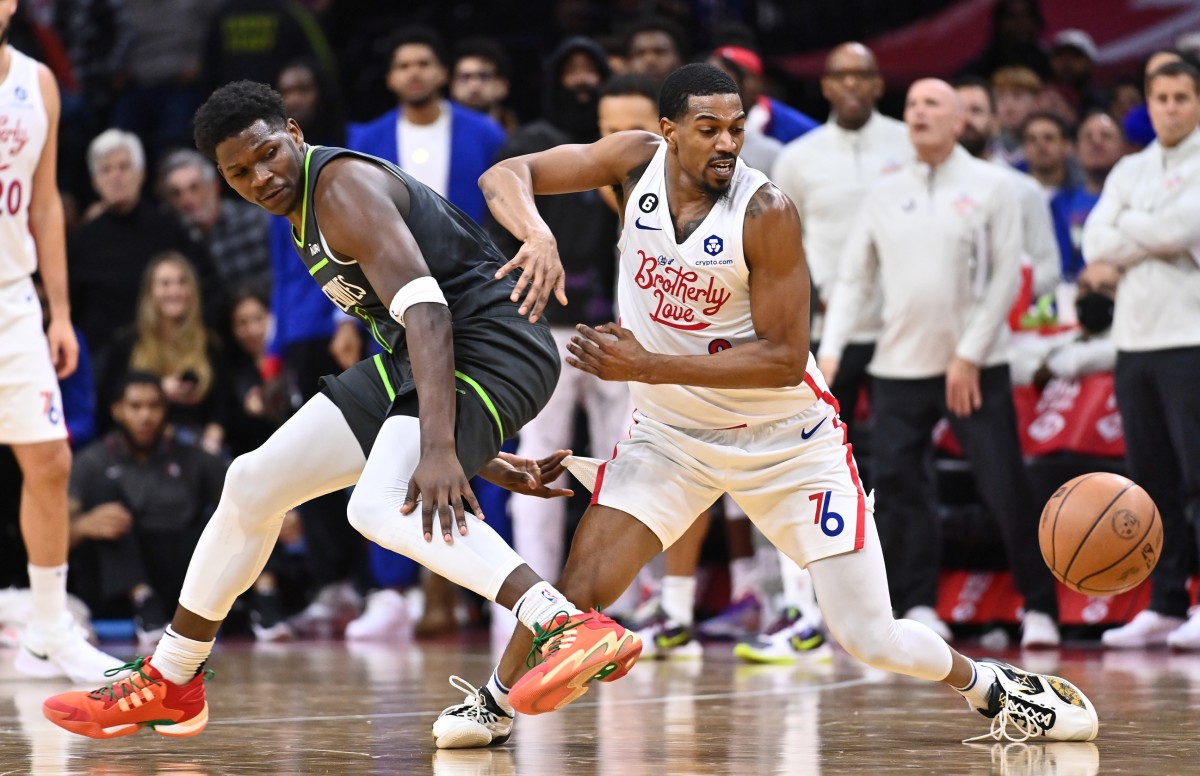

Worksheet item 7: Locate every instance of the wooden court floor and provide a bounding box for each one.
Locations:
[2,635,1199,775]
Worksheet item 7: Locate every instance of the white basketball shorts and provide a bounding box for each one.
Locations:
[591,397,872,568]
[0,276,67,444]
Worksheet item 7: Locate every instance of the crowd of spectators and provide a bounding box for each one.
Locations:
[1,0,1197,657]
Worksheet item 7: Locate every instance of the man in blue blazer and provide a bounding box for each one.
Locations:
[347,26,506,224]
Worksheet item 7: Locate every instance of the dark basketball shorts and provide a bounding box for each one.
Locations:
[319,312,559,477]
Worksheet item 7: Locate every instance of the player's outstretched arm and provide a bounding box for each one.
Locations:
[568,184,811,389]
[314,159,482,543]
[479,131,660,322]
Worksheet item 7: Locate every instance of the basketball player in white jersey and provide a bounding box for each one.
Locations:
[0,2,122,682]
[433,63,1098,748]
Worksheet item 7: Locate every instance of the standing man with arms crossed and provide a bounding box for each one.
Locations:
[0,0,122,683]
[1083,60,1200,651]
[42,80,641,740]
[433,64,1098,749]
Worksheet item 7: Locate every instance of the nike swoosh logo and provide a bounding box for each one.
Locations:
[634,217,662,231]
[800,417,827,439]
[24,645,49,661]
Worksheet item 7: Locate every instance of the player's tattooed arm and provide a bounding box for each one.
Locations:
[745,183,791,221]
[614,158,652,214]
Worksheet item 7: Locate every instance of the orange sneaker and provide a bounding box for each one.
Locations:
[509,609,641,715]
[43,657,211,739]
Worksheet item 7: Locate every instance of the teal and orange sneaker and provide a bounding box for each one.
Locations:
[508,609,641,715]
[43,657,211,739]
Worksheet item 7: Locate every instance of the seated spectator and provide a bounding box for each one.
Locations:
[450,36,517,133]
[1020,112,1082,198]
[158,149,272,298]
[97,252,228,454]
[69,129,217,360]
[275,57,346,147]
[1050,112,1126,282]
[67,372,227,648]
[224,287,291,457]
[1046,29,1108,117]
[1010,262,1119,387]
[990,66,1042,166]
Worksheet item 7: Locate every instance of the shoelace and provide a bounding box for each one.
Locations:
[87,658,213,704]
[962,691,1052,743]
[525,610,590,669]
[441,675,507,723]
[87,658,161,703]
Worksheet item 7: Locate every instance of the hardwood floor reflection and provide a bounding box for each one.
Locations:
[2,636,1198,774]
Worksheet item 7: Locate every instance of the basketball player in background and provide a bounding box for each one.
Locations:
[433,63,1099,749]
[0,0,123,683]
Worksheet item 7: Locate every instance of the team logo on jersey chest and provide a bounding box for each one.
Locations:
[634,249,731,331]
[322,275,367,311]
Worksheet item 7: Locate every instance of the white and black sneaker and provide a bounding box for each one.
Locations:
[432,676,514,749]
[965,658,1099,743]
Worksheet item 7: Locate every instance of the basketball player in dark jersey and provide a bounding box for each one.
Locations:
[43,81,641,741]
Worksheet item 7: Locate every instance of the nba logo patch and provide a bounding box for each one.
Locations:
[704,235,724,256]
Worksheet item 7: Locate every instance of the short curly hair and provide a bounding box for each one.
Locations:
[193,81,288,161]
[658,63,738,122]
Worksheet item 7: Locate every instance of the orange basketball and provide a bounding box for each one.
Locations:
[1039,473,1162,596]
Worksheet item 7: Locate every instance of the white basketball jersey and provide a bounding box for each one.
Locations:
[0,48,47,285]
[617,140,822,429]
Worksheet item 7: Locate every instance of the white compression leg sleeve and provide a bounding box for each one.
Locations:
[807,515,954,682]
[346,415,529,602]
[179,394,366,621]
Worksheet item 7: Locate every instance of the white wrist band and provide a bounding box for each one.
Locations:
[389,275,448,327]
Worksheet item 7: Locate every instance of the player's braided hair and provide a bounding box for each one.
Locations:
[193,80,288,161]
[658,63,739,122]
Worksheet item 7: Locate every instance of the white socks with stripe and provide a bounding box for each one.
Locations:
[486,670,514,716]
[953,659,999,711]
[513,581,581,632]
[152,626,213,686]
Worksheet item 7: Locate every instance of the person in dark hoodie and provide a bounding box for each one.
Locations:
[489,38,627,585]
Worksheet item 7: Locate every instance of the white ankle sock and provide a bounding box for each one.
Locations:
[512,582,581,632]
[660,576,696,626]
[486,670,514,716]
[151,626,214,686]
[27,564,68,630]
[953,660,997,711]
[729,557,760,601]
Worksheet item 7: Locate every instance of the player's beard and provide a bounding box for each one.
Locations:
[958,128,988,158]
[701,178,733,205]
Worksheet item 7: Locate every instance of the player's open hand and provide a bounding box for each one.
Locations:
[401,449,484,544]
[46,317,79,379]
[567,323,648,382]
[495,234,567,323]
[479,449,575,499]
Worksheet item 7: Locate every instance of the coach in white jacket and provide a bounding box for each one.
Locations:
[772,42,910,423]
[1082,60,1200,651]
[819,79,1061,648]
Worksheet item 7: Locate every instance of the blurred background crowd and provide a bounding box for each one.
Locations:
[1,0,1197,660]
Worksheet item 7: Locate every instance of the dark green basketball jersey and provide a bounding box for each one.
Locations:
[291,145,518,353]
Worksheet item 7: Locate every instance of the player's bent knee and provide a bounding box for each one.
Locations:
[826,617,898,669]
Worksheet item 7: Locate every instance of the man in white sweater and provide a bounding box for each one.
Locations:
[750,42,909,663]
[773,42,910,420]
[819,79,1062,649]
[1082,60,1200,651]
